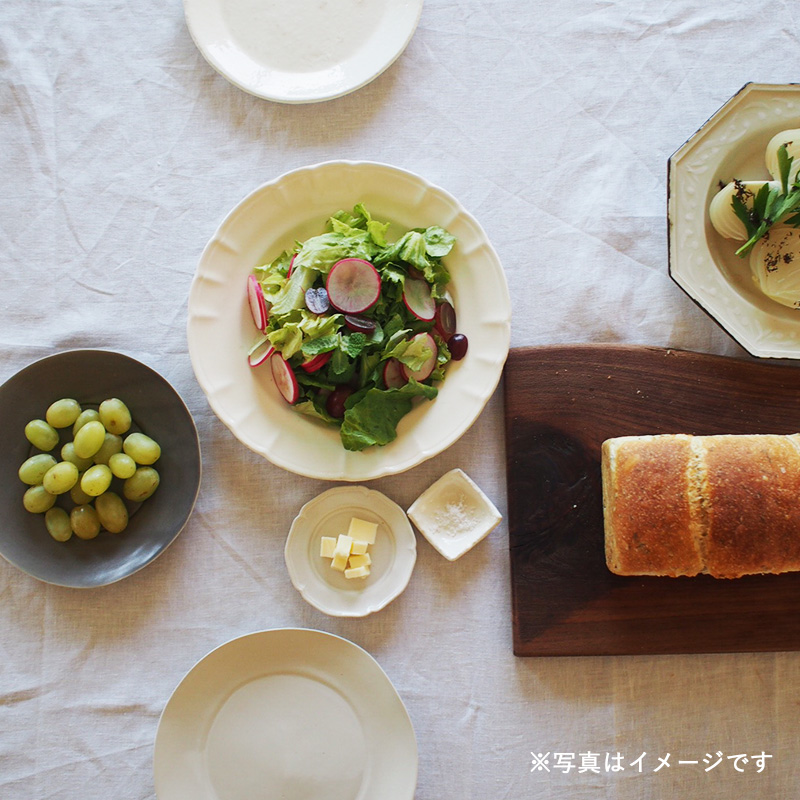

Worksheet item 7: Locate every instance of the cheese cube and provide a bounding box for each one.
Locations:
[350,540,369,555]
[319,536,337,559]
[347,517,378,545]
[344,564,370,579]
[348,553,371,569]
[330,534,353,572]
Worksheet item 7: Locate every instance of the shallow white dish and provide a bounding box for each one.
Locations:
[285,486,416,617]
[183,0,423,103]
[407,468,501,560]
[187,161,511,481]
[154,628,417,800]
[668,82,800,358]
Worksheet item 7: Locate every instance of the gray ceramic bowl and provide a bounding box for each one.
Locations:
[0,350,201,587]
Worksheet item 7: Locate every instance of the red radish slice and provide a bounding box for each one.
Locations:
[300,350,333,373]
[326,259,381,314]
[248,339,275,368]
[434,301,457,338]
[402,278,435,321]
[247,275,268,332]
[271,354,299,404]
[400,333,438,382]
[382,358,407,389]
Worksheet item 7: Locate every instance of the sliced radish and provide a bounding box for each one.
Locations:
[300,350,333,373]
[326,258,381,314]
[382,358,407,389]
[434,300,457,339]
[247,275,268,332]
[248,338,275,368]
[400,333,438,382]
[402,278,435,321]
[271,354,299,404]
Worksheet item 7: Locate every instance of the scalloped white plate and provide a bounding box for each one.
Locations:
[284,486,416,617]
[154,629,417,800]
[187,161,511,481]
[668,82,800,358]
[183,0,423,103]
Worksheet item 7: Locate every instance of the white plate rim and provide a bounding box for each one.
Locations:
[153,627,418,800]
[668,81,800,358]
[284,485,416,616]
[183,0,424,104]
[186,159,511,481]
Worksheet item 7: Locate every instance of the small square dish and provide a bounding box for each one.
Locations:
[407,469,501,561]
[284,486,416,617]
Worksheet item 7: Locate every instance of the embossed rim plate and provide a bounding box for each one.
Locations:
[284,486,416,617]
[668,82,800,358]
[183,0,423,103]
[187,161,511,481]
[154,628,417,800]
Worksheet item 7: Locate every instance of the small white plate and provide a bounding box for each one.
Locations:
[668,82,800,358]
[407,468,501,560]
[183,0,423,103]
[154,629,417,800]
[187,161,511,481]
[285,486,416,617]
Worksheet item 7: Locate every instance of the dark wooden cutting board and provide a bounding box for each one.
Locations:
[504,344,800,657]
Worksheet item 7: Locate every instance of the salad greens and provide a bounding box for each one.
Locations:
[252,204,457,451]
[732,144,800,257]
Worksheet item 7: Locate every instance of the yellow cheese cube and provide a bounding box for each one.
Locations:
[344,564,370,579]
[350,540,369,555]
[347,517,378,545]
[348,553,371,569]
[330,534,353,572]
[320,536,337,559]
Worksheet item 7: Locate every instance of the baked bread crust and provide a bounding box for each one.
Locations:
[602,433,800,579]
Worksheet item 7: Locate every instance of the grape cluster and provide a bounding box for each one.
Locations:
[18,398,161,542]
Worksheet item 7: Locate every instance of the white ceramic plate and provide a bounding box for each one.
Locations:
[285,486,416,616]
[187,161,511,481]
[668,82,800,358]
[183,0,423,103]
[154,628,417,800]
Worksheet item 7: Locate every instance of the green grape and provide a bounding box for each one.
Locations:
[61,442,94,471]
[73,420,106,459]
[42,461,79,495]
[45,398,82,429]
[92,432,123,465]
[81,464,112,497]
[70,482,93,506]
[71,504,100,540]
[99,398,132,435]
[19,454,58,485]
[24,419,59,452]
[123,467,160,501]
[23,485,57,514]
[108,452,136,479]
[72,408,100,437]
[95,492,128,534]
[123,432,161,465]
[45,507,72,542]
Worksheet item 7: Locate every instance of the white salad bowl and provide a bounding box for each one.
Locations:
[187,161,511,481]
[668,82,800,358]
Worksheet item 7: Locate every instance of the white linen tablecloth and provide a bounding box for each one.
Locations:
[2,1,799,798]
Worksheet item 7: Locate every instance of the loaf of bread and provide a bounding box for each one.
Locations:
[602,433,800,579]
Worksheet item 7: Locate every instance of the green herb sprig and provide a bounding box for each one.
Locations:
[731,144,800,257]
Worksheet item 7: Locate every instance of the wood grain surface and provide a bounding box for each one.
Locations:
[504,344,800,657]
